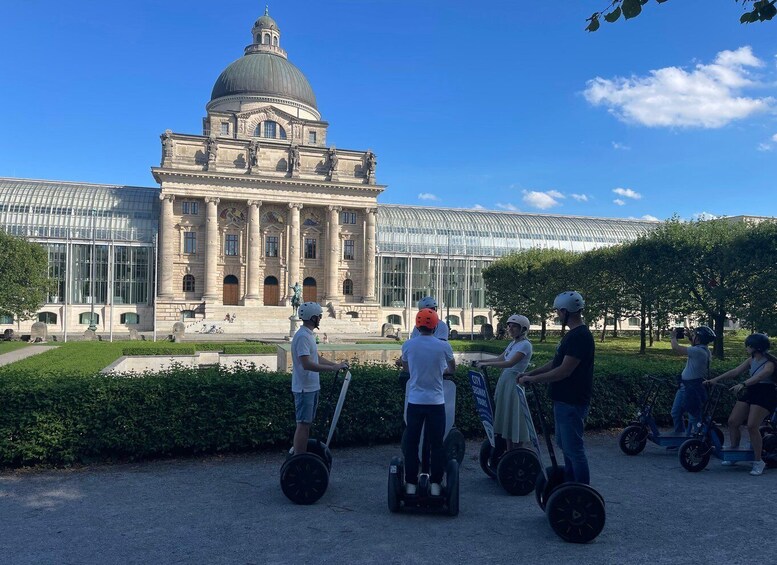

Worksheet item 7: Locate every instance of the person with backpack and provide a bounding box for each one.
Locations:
[706,333,776,476]
[670,326,715,436]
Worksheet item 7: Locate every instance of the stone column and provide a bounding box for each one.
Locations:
[327,206,341,301]
[204,197,220,301]
[363,207,377,302]
[288,203,302,295]
[246,200,262,300]
[158,194,175,298]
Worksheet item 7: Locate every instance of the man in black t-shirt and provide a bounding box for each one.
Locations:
[519,291,594,485]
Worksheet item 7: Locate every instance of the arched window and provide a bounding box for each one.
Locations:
[272,36,278,46]
[183,274,195,292]
[0,314,13,324]
[446,315,460,326]
[181,310,196,320]
[80,312,99,325]
[121,313,140,325]
[263,33,270,45]
[473,315,488,325]
[255,121,287,139]
[346,311,359,319]
[38,312,58,324]
[343,279,353,295]
[387,314,402,325]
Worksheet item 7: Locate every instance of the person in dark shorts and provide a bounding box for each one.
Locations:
[518,291,594,485]
[706,333,776,476]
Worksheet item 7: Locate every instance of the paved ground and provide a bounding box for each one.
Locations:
[1,433,776,565]
[0,345,57,367]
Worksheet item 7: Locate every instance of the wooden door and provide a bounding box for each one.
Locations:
[264,276,279,306]
[303,277,317,302]
[223,275,239,306]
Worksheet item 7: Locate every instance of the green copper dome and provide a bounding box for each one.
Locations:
[210,52,317,108]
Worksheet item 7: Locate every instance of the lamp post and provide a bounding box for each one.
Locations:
[88,209,97,332]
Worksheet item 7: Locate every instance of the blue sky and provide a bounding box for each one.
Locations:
[1,0,775,221]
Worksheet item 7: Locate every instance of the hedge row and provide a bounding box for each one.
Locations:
[0,356,740,468]
[120,344,276,356]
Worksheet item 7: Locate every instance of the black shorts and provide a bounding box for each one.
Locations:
[741,383,777,412]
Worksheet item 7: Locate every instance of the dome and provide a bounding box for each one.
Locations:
[255,14,278,30]
[210,52,317,109]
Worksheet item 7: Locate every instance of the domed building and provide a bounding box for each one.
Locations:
[0,10,658,338]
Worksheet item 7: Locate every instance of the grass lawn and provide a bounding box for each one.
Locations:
[0,342,30,355]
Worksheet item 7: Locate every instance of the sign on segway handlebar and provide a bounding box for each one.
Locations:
[468,370,495,447]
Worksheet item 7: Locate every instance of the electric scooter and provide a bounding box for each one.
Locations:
[280,369,352,504]
[618,375,723,455]
[517,384,606,543]
[469,365,540,495]
[387,378,461,516]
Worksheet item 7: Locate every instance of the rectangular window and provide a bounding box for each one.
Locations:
[225,234,238,256]
[264,121,276,138]
[340,211,357,225]
[265,236,278,257]
[184,232,197,254]
[343,239,355,260]
[304,238,317,259]
[182,201,199,215]
[220,122,229,135]
[308,131,317,144]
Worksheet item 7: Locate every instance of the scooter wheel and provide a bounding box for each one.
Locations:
[535,465,565,510]
[497,448,540,496]
[286,439,333,471]
[678,438,711,472]
[545,483,606,544]
[387,456,403,513]
[280,453,329,505]
[445,459,460,517]
[479,439,497,479]
[618,425,647,456]
[444,428,466,465]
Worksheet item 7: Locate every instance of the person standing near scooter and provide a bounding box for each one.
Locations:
[670,326,715,436]
[410,296,450,340]
[474,314,533,459]
[518,291,594,485]
[401,308,456,496]
[706,333,776,476]
[291,302,349,455]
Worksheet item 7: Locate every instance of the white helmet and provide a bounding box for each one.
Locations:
[506,314,531,334]
[417,296,438,310]
[553,291,585,313]
[298,302,323,321]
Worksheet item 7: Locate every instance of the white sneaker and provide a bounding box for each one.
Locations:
[721,460,736,466]
[405,483,417,495]
[430,482,442,496]
[750,460,766,476]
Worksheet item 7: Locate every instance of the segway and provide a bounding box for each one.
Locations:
[469,365,540,495]
[517,385,605,544]
[618,375,724,456]
[678,383,777,472]
[280,369,352,505]
[387,378,462,516]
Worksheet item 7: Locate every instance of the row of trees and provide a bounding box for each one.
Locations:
[482,218,777,359]
[0,230,52,323]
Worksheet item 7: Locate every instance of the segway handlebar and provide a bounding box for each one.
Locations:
[325,369,352,447]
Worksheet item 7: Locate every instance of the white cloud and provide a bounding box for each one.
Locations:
[613,199,626,206]
[758,142,773,152]
[522,190,562,210]
[583,46,774,128]
[692,211,720,221]
[641,214,660,222]
[612,141,631,150]
[496,202,519,211]
[472,204,486,210]
[570,193,589,202]
[418,192,439,201]
[613,187,642,200]
[772,133,777,142]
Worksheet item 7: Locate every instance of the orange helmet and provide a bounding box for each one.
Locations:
[416,308,439,330]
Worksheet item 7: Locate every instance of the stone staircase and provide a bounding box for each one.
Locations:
[185,305,376,335]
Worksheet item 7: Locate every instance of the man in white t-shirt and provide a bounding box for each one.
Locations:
[291,302,349,454]
[400,308,456,496]
[409,296,450,340]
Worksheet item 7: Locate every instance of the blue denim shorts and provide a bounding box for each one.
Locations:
[294,391,319,424]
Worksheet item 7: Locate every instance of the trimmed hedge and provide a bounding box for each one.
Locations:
[122,345,197,356]
[0,354,741,467]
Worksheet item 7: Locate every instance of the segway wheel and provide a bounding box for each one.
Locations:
[307,439,333,471]
[387,456,403,513]
[497,448,540,496]
[444,428,466,465]
[678,438,711,472]
[545,483,606,544]
[761,434,777,469]
[445,459,460,517]
[535,465,565,510]
[479,439,497,479]
[280,453,329,505]
[617,425,647,456]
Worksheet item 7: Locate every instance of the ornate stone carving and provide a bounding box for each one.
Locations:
[327,146,339,180]
[160,130,173,165]
[205,134,218,171]
[247,140,260,173]
[159,193,175,203]
[288,144,301,177]
[365,150,377,184]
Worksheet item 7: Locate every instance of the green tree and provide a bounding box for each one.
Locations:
[576,245,631,342]
[0,230,53,322]
[585,0,775,32]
